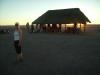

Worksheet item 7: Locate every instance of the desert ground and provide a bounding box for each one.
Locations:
[0,25,100,75]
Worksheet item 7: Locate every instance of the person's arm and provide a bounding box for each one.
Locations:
[19,29,22,46]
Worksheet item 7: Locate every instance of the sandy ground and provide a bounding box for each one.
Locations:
[0,29,100,75]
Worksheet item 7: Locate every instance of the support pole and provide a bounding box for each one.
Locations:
[84,23,86,32]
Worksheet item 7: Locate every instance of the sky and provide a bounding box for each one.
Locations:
[0,0,100,25]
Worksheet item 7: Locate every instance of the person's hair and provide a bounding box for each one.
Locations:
[15,22,19,27]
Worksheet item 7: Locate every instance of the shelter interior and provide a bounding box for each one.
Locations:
[31,23,86,33]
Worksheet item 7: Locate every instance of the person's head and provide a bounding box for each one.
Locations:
[15,22,20,30]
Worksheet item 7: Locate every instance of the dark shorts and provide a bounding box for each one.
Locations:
[14,40,21,54]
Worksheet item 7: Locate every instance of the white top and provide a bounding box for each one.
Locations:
[14,30,20,41]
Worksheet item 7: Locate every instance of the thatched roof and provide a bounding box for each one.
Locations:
[32,8,91,24]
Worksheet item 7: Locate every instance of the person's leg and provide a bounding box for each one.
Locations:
[14,41,23,62]
[19,52,23,61]
[18,46,23,61]
[16,53,20,62]
[14,41,20,62]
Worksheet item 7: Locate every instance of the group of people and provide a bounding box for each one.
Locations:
[26,22,35,33]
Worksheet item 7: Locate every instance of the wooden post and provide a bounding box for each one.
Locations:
[59,24,61,32]
[74,22,77,28]
[47,24,50,32]
[80,23,81,31]
[65,24,66,32]
[84,23,86,32]
[58,24,61,32]
[73,22,77,34]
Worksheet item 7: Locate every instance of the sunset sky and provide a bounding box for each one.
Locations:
[0,0,100,25]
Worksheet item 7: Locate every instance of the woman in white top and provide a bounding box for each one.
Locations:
[14,22,23,62]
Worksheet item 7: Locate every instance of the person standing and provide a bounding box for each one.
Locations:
[14,22,23,62]
[30,24,34,33]
[26,22,30,32]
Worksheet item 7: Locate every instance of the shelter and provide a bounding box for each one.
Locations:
[32,8,91,32]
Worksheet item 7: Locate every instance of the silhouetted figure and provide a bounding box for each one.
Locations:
[30,24,34,33]
[73,23,77,34]
[26,22,30,32]
[42,24,46,32]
